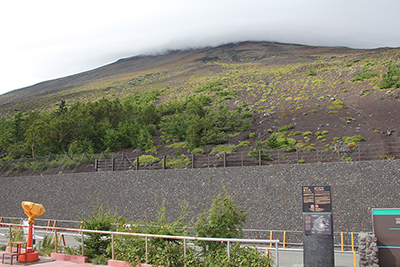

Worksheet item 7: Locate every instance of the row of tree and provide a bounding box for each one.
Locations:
[0,87,252,159]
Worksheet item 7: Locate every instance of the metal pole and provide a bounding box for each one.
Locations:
[81,232,84,256]
[145,236,148,263]
[55,229,58,253]
[184,238,187,267]
[111,234,114,260]
[227,241,230,263]
[275,241,279,267]
[8,224,11,245]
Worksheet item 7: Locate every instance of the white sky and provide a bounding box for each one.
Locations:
[1,0,399,95]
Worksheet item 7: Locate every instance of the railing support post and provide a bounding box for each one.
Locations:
[145,236,148,263]
[55,229,58,253]
[81,231,84,256]
[227,241,230,263]
[184,238,187,267]
[111,233,114,260]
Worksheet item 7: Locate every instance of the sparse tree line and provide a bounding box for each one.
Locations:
[0,85,252,160]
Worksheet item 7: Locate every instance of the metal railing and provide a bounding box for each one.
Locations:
[0,222,280,266]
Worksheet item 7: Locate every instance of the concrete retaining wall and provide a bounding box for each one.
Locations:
[1,160,399,232]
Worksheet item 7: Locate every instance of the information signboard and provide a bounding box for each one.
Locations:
[302,186,332,212]
[372,208,400,267]
[303,213,332,235]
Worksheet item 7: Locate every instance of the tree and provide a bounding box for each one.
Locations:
[78,201,117,262]
[194,185,249,254]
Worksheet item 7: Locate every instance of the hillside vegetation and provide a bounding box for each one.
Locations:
[0,41,400,161]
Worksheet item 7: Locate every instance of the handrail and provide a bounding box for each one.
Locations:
[1,222,281,267]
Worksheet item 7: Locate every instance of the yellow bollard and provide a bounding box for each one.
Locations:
[270,230,273,248]
[341,232,344,251]
[266,248,269,258]
[283,231,287,249]
[351,232,355,252]
[353,251,357,267]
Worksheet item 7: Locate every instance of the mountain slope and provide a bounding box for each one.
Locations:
[1,41,400,158]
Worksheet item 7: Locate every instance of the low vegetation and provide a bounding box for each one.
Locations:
[62,187,273,267]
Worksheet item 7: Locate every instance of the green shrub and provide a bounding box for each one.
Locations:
[38,234,56,257]
[190,148,205,154]
[341,156,353,162]
[195,81,227,93]
[327,100,344,110]
[195,186,249,254]
[134,155,160,167]
[307,69,317,77]
[161,154,191,168]
[78,201,117,262]
[379,62,400,89]
[236,141,250,148]
[343,135,366,144]
[248,141,271,161]
[166,142,187,148]
[278,124,294,132]
[302,131,312,136]
[210,145,236,155]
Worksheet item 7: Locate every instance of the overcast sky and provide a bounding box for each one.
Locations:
[1,0,399,95]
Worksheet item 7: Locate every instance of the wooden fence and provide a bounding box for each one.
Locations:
[1,142,399,177]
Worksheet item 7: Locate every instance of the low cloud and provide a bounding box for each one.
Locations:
[1,0,399,95]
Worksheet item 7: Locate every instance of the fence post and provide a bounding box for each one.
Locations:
[112,158,115,171]
[278,149,280,164]
[259,150,262,166]
[136,157,139,171]
[95,159,98,171]
[163,155,166,169]
[241,151,244,167]
[381,142,385,159]
[192,154,195,169]
[296,147,299,164]
[224,152,227,168]
[123,153,126,171]
[316,147,319,162]
[358,145,361,161]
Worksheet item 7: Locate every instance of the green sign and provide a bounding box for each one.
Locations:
[373,208,400,266]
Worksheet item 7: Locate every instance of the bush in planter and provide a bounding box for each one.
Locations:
[77,200,117,262]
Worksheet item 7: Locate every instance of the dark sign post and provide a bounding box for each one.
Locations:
[302,186,334,267]
[372,208,400,266]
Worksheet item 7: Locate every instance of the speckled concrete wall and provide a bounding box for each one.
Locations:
[1,160,399,233]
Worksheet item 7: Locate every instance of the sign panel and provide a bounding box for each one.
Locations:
[302,186,332,212]
[303,213,332,235]
[372,208,400,267]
